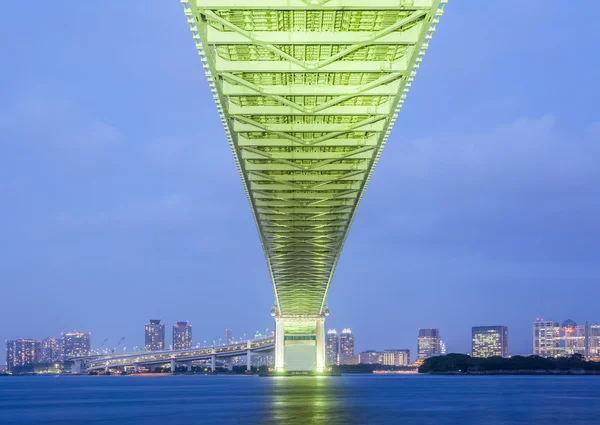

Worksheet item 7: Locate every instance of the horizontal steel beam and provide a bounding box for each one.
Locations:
[206,27,421,45]
[228,103,393,116]
[221,80,402,97]
[238,136,379,147]
[233,121,387,133]
[241,151,374,161]
[214,57,408,73]
[244,162,370,171]
[194,0,436,10]
[248,173,366,183]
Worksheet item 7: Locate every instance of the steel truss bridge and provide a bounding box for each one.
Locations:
[71,337,274,373]
[181,0,446,372]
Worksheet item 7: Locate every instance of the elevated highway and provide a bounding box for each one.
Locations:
[72,337,274,373]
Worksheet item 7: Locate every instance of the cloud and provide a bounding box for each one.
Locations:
[358,116,600,267]
[389,116,598,186]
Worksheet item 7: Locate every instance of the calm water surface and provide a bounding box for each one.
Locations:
[1,375,599,424]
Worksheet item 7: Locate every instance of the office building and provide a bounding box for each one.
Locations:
[561,320,586,357]
[341,329,359,365]
[173,321,192,350]
[533,319,560,357]
[326,329,339,365]
[472,326,508,358]
[145,320,165,351]
[63,331,91,358]
[532,318,600,360]
[226,329,233,344]
[359,350,381,364]
[383,349,410,366]
[587,324,600,360]
[6,339,41,371]
[41,337,63,363]
[417,328,441,360]
[340,328,356,365]
[250,353,274,368]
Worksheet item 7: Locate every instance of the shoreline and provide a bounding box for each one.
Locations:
[426,370,600,375]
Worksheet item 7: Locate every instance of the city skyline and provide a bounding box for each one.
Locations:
[10,317,600,367]
[1,1,599,358]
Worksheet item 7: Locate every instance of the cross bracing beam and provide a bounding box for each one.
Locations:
[182,0,447,316]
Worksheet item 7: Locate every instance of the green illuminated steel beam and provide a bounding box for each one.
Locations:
[181,0,447,317]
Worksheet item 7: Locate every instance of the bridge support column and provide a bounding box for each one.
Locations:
[104,366,110,374]
[170,359,176,373]
[133,364,139,373]
[315,316,326,373]
[227,359,233,371]
[186,361,193,372]
[274,311,328,373]
[210,354,216,372]
[275,316,285,371]
[246,350,252,371]
[71,360,82,374]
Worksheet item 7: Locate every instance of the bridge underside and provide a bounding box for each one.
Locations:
[182,0,446,371]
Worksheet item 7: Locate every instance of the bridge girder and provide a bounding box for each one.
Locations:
[182,0,446,318]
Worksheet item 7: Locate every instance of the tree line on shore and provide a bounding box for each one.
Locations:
[419,353,600,373]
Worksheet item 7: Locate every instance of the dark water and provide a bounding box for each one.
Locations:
[1,375,600,424]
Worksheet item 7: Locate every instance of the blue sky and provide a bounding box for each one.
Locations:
[1,1,599,357]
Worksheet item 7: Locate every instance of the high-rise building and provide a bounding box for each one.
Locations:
[62,331,91,358]
[41,337,63,363]
[383,349,410,366]
[440,340,447,355]
[472,326,508,358]
[145,320,165,351]
[359,350,381,364]
[561,320,586,357]
[532,318,600,360]
[533,319,560,357]
[326,329,339,365]
[587,324,600,360]
[417,328,441,360]
[6,339,41,371]
[173,321,192,350]
[340,328,356,365]
[226,329,233,344]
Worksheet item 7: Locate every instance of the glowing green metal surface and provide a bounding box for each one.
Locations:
[181,0,446,316]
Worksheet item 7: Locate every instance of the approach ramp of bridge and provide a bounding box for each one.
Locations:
[181,0,447,372]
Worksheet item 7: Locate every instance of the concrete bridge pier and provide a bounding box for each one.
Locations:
[133,364,139,373]
[227,359,233,371]
[274,312,327,373]
[186,361,193,372]
[170,359,176,373]
[210,354,216,372]
[104,366,110,374]
[71,360,82,374]
[246,350,252,371]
